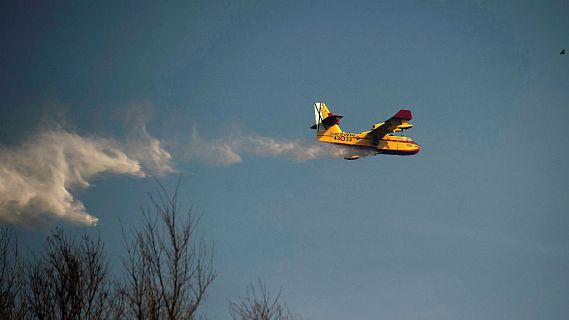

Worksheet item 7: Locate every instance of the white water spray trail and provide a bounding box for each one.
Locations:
[178,128,374,166]
[0,129,173,227]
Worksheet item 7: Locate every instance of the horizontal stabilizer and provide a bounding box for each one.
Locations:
[312,102,343,131]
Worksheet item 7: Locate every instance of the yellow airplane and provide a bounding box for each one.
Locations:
[310,102,420,160]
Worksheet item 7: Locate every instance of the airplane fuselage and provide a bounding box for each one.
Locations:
[317,131,420,156]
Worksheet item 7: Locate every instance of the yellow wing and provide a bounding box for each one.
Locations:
[369,109,413,139]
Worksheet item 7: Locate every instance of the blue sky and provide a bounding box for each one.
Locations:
[1,1,568,319]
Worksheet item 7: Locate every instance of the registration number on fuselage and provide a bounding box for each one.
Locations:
[333,132,357,142]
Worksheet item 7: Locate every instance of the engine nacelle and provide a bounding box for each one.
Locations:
[394,123,413,132]
[371,122,413,132]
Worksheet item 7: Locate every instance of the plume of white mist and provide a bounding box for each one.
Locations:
[125,123,174,175]
[181,128,243,165]
[119,100,175,175]
[179,128,374,166]
[234,135,349,160]
[0,129,173,227]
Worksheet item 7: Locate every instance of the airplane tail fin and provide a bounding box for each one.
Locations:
[311,102,342,137]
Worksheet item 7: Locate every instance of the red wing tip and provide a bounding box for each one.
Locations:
[393,109,412,120]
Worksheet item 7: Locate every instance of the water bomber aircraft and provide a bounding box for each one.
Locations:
[311,102,420,160]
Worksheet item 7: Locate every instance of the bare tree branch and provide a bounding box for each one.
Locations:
[0,227,27,319]
[26,228,119,320]
[229,280,300,320]
[120,178,215,320]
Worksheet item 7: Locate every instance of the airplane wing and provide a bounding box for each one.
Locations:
[369,109,413,139]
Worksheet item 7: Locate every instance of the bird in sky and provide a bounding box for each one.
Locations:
[561,49,566,55]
